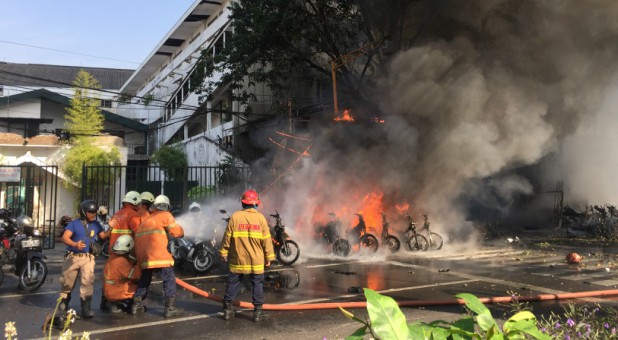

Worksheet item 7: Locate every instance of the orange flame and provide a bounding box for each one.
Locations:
[334,108,355,122]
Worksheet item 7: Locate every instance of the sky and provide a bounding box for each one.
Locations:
[0,0,196,70]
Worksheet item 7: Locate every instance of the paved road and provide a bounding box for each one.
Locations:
[2,240,618,339]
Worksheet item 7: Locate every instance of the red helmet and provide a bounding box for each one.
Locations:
[241,190,260,205]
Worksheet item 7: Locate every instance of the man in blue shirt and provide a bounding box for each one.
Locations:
[58,199,111,319]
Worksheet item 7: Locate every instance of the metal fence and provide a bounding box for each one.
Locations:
[0,165,58,249]
[81,164,250,217]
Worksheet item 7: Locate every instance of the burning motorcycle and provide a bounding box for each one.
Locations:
[316,213,351,257]
[269,211,300,265]
[348,213,379,253]
[0,214,48,291]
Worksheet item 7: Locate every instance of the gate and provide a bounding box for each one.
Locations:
[0,164,58,249]
[81,164,250,217]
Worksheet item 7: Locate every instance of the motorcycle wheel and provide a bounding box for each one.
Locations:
[276,240,300,265]
[192,250,216,274]
[428,232,444,250]
[359,234,379,252]
[18,258,47,292]
[407,234,429,252]
[384,235,400,253]
[333,239,351,257]
[101,240,110,258]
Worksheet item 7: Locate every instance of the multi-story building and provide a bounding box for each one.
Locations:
[117,0,279,167]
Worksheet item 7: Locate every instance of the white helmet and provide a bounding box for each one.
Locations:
[122,191,141,206]
[97,206,108,216]
[140,191,155,204]
[153,195,170,211]
[189,202,201,213]
[112,235,134,254]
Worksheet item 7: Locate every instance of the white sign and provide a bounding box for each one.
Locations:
[0,167,21,182]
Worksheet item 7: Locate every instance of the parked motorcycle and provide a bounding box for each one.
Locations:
[269,211,300,265]
[1,215,48,291]
[168,220,219,275]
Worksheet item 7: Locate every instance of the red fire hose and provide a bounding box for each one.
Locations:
[176,278,618,311]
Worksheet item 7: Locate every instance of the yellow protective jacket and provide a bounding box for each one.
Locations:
[108,205,139,259]
[135,210,184,269]
[220,208,275,274]
[103,255,141,301]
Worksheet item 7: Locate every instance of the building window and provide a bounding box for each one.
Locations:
[100,99,112,108]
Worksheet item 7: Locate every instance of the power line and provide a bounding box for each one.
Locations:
[0,39,140,66]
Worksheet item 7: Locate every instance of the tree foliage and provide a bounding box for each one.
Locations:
[64,69,105,140]
[150,144,188,181]
[61,70,120,191]
[196,0,418,117]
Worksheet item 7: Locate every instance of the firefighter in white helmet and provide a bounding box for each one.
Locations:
[133,195,184,317]
[102,235,141,313]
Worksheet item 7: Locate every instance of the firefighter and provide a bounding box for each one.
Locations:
[132,194,184,317]
[102,235,141,314]
[100,191,140,311]
[220,189,276,322]
[107,191,141,255]
[59,200,111,319]
[137,191,154,224]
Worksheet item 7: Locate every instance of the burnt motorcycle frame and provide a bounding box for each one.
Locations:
[404,214,429,252]
[380,212,401,253]
[269,211,300,265]
[348,213,379,253]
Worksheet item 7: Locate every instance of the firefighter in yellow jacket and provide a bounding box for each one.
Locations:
[220,189,275,322]
[132,194,184,317]
[103,235,141,314]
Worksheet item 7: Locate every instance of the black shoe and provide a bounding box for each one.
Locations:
[164,297,182,318]
[130,296,145,315]
[253,306,270,322]
[222,301,235,320]
[81,296,94,319]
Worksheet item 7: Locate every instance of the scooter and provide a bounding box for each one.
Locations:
[0,215,48,291]
[168,227,218,274]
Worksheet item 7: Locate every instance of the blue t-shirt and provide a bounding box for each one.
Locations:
[65,218,103,254]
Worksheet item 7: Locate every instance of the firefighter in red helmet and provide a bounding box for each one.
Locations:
[220,189,275,322]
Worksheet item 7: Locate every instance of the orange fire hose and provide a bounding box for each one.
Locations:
[176,278,618,311]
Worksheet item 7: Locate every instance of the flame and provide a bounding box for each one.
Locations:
[334,108,355,122]
[395,202,410,215]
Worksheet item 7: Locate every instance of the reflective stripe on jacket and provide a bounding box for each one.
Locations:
[103,255,141,301]
[134,210,184,269]
[220,208,275,274]
[108,205,139,259]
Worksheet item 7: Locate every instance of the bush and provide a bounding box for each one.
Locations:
[340,289,550,339]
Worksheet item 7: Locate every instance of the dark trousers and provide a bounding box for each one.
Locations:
[135,267,176,299]
[223,272,265,307]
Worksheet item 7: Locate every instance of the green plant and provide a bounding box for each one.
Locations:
[537,304,618,339]
[216,156,243,194]
[150,144,187,181]
[340,289,550,340]
[187,185,215,201]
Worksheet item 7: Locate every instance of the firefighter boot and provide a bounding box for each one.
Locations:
[130,296,145,315]
[253,305,270,322]
[81,296,94,319]
[164,297,182,318]
[58,295,71,312]
[222,301,235,320]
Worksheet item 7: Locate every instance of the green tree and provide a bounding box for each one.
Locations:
[64,69,105,141]
[150,144,188,181]
[195,0,417,116]
[61,70,121,194]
